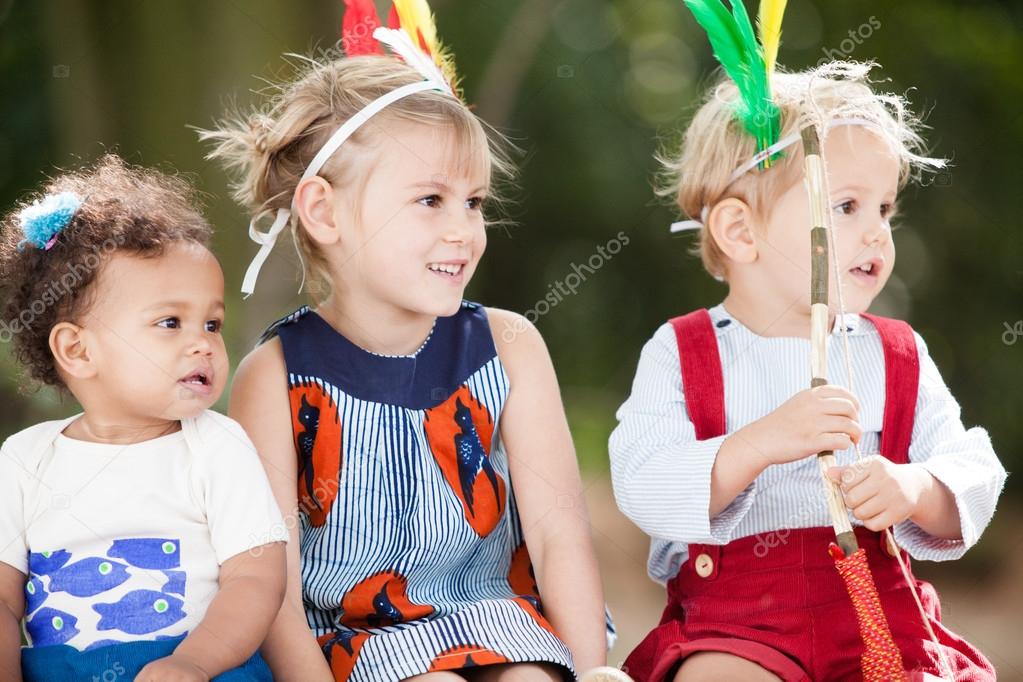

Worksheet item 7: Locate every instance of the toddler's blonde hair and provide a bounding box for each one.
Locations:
[659,61,943,280]
[201,54,514,299]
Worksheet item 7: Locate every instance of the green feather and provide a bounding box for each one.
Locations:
[684,0,780,160]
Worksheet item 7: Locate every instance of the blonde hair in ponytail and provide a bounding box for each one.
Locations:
[200,54,514,300]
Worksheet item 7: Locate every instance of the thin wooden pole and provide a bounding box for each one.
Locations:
[801,124,857,557]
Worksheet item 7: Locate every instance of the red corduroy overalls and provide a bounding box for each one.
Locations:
[623,309,996,682]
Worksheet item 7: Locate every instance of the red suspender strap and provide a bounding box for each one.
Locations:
[668,310,919,462]
[668,309,726,440]
[860,313,920,465]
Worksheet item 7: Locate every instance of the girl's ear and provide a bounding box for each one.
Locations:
[708,197,759,266]
[49,322,96,381]
[294,176,342,246]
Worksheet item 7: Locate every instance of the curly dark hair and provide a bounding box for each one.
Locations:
[0,154,212,389]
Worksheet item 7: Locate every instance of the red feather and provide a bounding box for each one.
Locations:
[341,0,383,56]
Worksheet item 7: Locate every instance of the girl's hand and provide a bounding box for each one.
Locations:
[738,385,862,466]
[828,456,931,531]
[135,654,210,682]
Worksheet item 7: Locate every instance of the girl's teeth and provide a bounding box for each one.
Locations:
[428,263,462,275]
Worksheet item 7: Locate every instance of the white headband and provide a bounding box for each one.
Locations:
[241,27,455,297]
[669,117,877,234]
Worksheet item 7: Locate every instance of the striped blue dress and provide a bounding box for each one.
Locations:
[262,301,574,681]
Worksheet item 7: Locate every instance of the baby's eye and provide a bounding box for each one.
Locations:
[465,197,485,211]
[834,200,857,216]
[205,319,223,333]
[417,195,441,208]
[880,203,896,218]
[156,317,180,330]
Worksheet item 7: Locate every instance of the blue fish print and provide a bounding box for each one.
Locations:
[107,538,180,569]
[93,589,186,635]
[161,570,186,596]
[27,549,71,576]
[48,558,131,597]
[27,607,79,646]
[24,576,46,614]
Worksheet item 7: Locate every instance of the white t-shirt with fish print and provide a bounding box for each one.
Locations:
[0,410,288,651]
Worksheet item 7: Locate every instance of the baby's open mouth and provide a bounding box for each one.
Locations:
[179,370,213,396]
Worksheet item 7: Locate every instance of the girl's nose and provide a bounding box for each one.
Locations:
[444,213,475,244]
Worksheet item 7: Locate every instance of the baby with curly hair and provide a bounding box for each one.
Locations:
[0,155,287,682]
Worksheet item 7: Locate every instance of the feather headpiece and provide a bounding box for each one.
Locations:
[683,0,786,168]
[342,0,458,96]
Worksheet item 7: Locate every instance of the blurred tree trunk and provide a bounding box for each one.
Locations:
[475,0,552,128]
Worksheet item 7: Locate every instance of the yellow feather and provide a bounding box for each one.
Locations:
[391,0,459,89]
[757,0,787,77]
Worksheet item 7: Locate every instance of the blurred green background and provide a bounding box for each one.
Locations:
[2,0,1021,673]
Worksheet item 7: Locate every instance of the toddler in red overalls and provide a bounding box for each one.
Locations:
[608,58,1007,682]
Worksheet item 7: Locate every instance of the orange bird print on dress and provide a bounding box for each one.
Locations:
[290,380,343,527]
[424,385,506,537]
[318,630,371,680]
[508,542,542,610]
[340,570,434,628]
[429,644,510,671]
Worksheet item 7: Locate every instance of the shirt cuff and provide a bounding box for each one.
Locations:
[893,454,1000,561]
[892,519,966,562]
[709,481,757,543]
[695,436,758,544]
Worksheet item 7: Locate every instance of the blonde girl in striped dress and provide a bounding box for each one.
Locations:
[201,3,615,681]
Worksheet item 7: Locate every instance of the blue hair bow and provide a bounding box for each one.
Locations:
[18,192,82,250]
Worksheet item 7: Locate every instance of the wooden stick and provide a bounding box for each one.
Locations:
[801,124,857,557]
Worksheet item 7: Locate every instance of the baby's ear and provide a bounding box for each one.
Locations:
[293,176,342,246]
[49,322,96,381]
[708,197,758,265]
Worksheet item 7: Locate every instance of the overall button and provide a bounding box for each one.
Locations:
[694,553,714,578]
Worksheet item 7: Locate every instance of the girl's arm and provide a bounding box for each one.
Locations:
[0,563,24,682]
[228,340,334,682]
[489,308,607,672]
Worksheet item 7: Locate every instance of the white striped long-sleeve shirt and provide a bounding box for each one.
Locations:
[609,304,1008,585]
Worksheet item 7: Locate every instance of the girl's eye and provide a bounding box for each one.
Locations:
[156,317,180,329]
[880,203,896,218]
[417,195,441,208]
[466,197,485,211]
[205,320,223,333]
[834,200,856,216]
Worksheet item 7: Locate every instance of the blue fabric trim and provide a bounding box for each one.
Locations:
[271,300,496,409]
